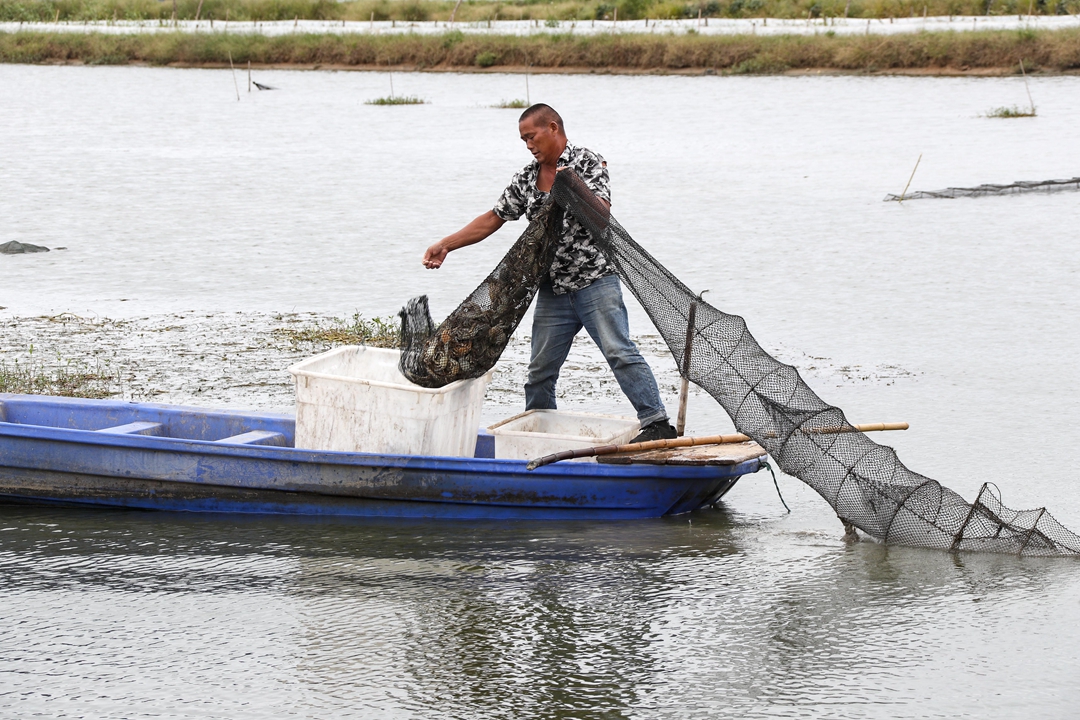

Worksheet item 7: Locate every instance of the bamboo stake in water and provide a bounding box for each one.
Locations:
[526,423,909,470]
[247,60,251,92]
[227,51,240,102]
[1020,58,1036,115]
[898,153,922,203]
[525,64,531,105]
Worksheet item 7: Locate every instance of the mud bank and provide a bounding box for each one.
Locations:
[0,312,915,429]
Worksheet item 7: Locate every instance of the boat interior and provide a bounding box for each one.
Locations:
[0,395,297,448]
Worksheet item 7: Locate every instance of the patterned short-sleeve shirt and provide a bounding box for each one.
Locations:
[493,142,613,295]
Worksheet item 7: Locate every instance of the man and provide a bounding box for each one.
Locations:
[422,104,676,443]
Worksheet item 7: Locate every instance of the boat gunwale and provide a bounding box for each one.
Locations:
[0,421,761,481]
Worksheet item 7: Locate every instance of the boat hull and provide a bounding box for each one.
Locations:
[0,394,757,519]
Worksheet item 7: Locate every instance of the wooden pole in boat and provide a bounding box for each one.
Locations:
[526,422,908,470]
[676,292,705,437]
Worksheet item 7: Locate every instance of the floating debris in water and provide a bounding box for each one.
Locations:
[252,81,276,90]
[885,177,1080,201]
[0,241,49,254]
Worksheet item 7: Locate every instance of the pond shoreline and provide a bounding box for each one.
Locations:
[28,57,1080,75]
[4,28,1079,74]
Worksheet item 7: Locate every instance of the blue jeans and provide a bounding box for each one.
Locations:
[525,274,668,427]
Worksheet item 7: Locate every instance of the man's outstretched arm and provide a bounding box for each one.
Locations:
[423,211,506,269]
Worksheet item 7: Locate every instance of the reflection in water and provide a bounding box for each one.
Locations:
[1,505,1077,718]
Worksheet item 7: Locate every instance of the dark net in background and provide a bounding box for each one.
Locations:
[884,176,1080,201]
[402,171,1080,556]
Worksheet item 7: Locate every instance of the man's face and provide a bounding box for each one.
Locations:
[519,117,562,165]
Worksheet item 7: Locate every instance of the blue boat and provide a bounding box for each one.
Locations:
[0,393,765,519]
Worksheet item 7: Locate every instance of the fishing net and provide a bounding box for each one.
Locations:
[399,198,562,388]
[884,176,1080,201]
[401,171,1080,556]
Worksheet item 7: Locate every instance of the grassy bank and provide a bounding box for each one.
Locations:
[275,313,400,348]
[2,27,1079,72]
[3,0,1080,23]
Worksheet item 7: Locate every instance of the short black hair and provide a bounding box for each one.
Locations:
[519,103,564,133]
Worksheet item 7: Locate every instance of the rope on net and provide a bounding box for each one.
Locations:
[400,171,1080,556]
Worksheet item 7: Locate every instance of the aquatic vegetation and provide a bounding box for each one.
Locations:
[985,104,1036,117]
[276,312,400,347]
[365,95,426,105]
[493,98,529,108]
[0,353,115,398]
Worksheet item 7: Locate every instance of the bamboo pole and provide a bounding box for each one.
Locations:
[675,293,703,437]
[898,153,922,203]
[526,422,908,470]
[1020,58,1036,115]
[227,51,240,102]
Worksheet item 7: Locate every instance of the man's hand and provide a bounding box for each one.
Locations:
[421,211,506,269]
[423,242,449,269]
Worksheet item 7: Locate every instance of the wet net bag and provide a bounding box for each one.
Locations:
[398,197,562,388]
[547,170,1080,557]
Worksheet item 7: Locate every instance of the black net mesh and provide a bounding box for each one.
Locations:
[399,198,562,388]
[884,176,1080,201]
[401,171,1080,556]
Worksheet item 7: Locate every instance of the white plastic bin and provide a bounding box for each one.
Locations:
[486,409,640,461]
[288,345,492,457]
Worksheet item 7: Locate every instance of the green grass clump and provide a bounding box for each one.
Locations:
[985,104,1036,117]
[365,95,426,105]
[276,313,400,347]
[493,98,528,108]
[475,50,499,67]
[0,355,115,398]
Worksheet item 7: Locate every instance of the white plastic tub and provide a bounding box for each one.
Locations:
[486,409,640,461]
[288,345,492,457]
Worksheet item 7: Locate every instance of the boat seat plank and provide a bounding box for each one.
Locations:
[96,421,165,436]
[597,441,766,467]
[214,430,287,447]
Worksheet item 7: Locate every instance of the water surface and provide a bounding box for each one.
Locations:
[1,66,1079,717]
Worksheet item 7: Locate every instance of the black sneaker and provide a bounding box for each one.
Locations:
[630,420,678,444]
